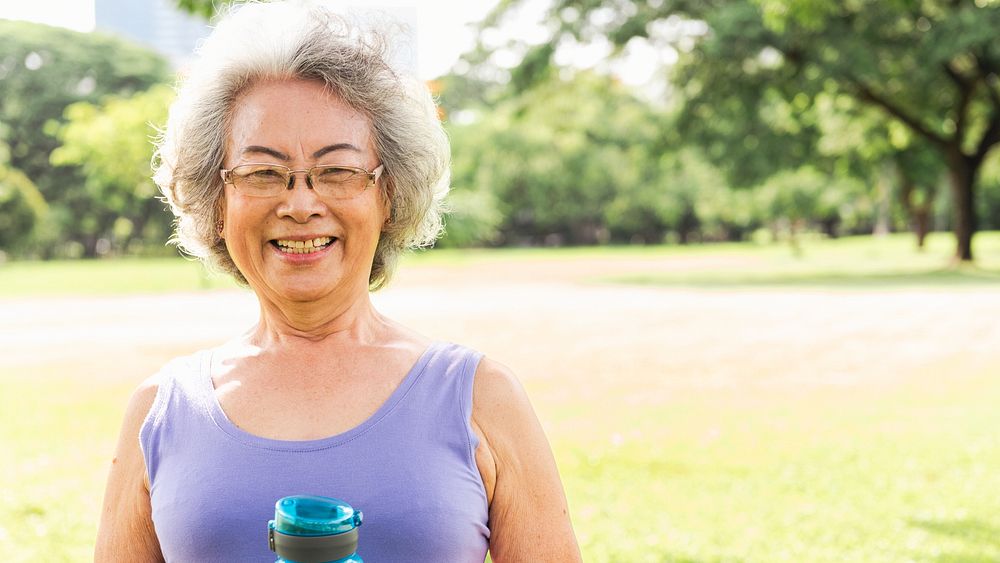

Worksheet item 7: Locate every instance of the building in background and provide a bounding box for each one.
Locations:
[94,0,210,68]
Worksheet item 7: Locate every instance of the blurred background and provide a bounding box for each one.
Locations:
[2,0,1000,561]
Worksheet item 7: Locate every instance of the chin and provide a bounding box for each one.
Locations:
[276,282,338,303]
[272,273,368,303]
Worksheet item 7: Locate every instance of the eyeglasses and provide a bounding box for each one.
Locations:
[220,163,384,199]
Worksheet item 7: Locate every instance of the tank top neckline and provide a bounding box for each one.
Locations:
[199,340,444,452]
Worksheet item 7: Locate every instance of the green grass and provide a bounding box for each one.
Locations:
[534,372,1000,562]
[605,232,1000,290]
[0,256,239,296]
[3,232,1000,296]
[0,376,130,561]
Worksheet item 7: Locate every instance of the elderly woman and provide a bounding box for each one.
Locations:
[94,2,580,562]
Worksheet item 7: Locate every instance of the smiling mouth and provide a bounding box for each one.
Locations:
[271,237,337,254]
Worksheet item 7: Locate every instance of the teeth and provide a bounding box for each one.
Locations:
[275,237,333,254]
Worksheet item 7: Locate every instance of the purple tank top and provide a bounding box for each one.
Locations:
[140,341,490,562]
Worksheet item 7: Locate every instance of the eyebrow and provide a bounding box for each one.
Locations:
[312,143,362,159]
[241,146,289,160]
[239,143,362,161]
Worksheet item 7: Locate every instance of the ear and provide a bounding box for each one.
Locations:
[380,178,394,228]
[216,196,227,239]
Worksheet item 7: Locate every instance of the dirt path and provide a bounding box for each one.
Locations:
[3,257,999,395]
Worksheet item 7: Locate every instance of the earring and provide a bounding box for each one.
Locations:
[216,219,224,237]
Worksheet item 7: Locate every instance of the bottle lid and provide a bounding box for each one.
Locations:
[271,495,363,537]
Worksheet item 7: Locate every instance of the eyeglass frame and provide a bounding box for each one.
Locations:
[219,162,385,198]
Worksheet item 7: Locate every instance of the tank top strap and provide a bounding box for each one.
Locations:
[139,350,211,487]
[397,341,484,465]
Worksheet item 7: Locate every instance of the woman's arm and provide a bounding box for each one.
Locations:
[94,377,164,562]
[471,358,583,562]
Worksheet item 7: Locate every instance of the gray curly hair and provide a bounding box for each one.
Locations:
[153,1,449,290]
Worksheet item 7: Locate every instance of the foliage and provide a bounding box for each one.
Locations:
[443,65,873,247]
[0,20,170,257]
[483,0,1000,260]
[0,162,47,254]
[174,0,239,19]
[50,85,175,256]
[977,149,1000,231]
[600,151,683,244]
[448,71,669,245]
[604,149,763,244]
[755,166,869,249]
[9,0,994,257]
[437,188,504,248]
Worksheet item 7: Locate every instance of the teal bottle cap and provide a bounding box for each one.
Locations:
[271,495,363,537]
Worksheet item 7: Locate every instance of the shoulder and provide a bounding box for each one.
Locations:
[468,356,538,496]
[126,350,206,429]
[127,374,162,421]
[468,358,526,512]
[467,357,583,560]
[470,357,531,421]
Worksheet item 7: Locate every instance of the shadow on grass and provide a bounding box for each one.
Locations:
[909,517,1000,562]
[606,268,1000,290]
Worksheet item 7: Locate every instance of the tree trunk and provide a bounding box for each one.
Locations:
[820,217,839,239]
[896,162,932,251]
[873,162,893,237]
[789,219,803,257]
[82,234,99,258]
[913,208,931,250]
[946,152,977,262]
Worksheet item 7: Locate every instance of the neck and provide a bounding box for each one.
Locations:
[250,289,386,349]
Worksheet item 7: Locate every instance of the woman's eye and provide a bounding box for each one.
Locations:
[317,168,355,182]
[251,169,283,179]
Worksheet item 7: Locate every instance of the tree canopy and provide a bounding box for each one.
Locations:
[0,20,169,256]
[50,84,175,256]
[481,0,1000,260]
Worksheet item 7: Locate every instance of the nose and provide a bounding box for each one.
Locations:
[277,172,325,223]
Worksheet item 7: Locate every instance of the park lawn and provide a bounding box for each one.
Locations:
[2,232,1000,296]
[606,231,1000,290]
[0,256,240,296]
[3,234,1000,561]
[540,366,1000,561]
[0,371,130,562]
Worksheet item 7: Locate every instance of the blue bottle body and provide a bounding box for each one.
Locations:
[269,495,363,563]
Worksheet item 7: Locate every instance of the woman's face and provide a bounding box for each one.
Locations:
[220,78,388,304]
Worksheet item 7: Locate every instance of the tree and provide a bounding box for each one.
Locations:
[446,71,669,245]
[0,141,47,254]
[755,166,866,253]
[174,0,237,19]
[812,90,939,244]
[50,85,175,256]
[485,0,1000,261]
[604,148,761,244]
[0,20,170,256]
[977,149,1000,231]
[895,143,946,249]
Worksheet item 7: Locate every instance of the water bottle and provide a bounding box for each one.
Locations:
[268,495,364,563]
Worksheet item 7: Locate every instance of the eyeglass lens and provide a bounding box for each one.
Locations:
[231,164,370,198]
